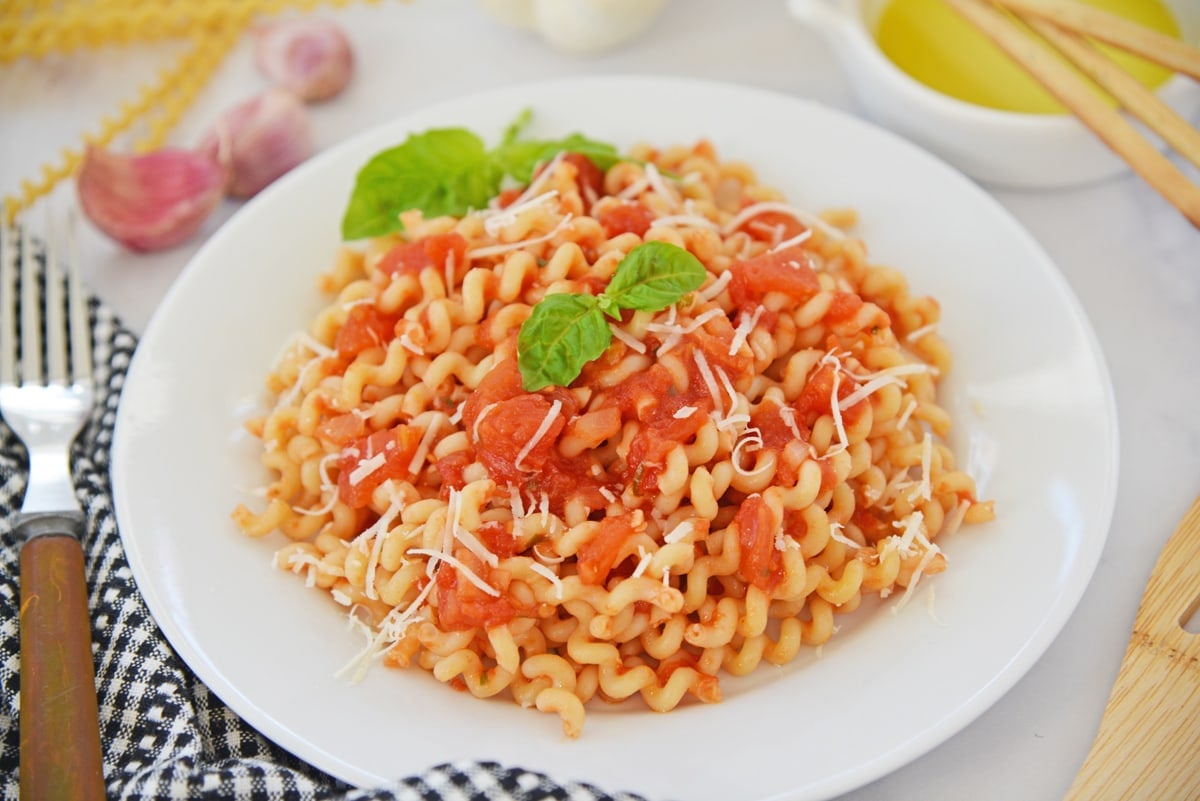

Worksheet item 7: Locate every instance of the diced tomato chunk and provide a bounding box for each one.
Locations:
[476,521,519,559]
[597,202,655,238]
[496,187,524,209]
[577,513,639,586]
[335,304,399,359]
[318,412,367,446]
[735,494,781,591]
[728,245,820,309]
[462,359,524,435]
[475,394,568,476]
[435,548,516,631]
[738,210,807,244]
[376,232,468,278]
[826,292,864,324]
[336,424,424,508]
[793,362,860,425]
[749,400,806,451]
[533,152,606,208]
[435,450,472,496]
[563,152,605,205]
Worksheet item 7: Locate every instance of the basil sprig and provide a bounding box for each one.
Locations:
[341,110,619,240]
[518,242,707,391]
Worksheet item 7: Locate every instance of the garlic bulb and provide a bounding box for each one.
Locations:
[76,145,225,252]
[480,0,670,55]
[255,17,354,102]
[198,89,314,199]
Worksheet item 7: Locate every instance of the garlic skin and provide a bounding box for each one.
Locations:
[76,145,225,252]
[198,89,314,199]
[255,18,354,102]
[480,0,670,55]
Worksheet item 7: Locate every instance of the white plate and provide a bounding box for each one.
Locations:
[112,76,1118,801]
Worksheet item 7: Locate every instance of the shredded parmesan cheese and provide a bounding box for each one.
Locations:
[663,520,694,544]
[692,349,723,415]
[529,562,564,599]
[472,402,498,442]
[905,322,938,343]
[408,415,443,475]
[697,270,732,302]
[728,306,765,356]
[644,163,679,210]
[616,176,650,200]
[894,542,941,613]
[720,201,845,241]
[514,399,563,470]
[467,213,574,260]
[896,398,918,431]
[609,323,647,354]
[829,522,864,551]
[630,547,654,579]
[399,332,424,355]
[778,405,802,441]
[408,547,500,596]
[769,229,814,253]
[829,368,849,453]
[650,307,724,356]
[650,214,719,230]
[673,406,698,420]
[454,524,499,569]
[348,452,386,487]
[483,190,560,236]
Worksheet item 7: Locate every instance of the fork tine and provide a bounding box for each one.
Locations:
[19,223,43,385]
[64,207,92,385]
[0,221,16,385]
[43,211,67,386]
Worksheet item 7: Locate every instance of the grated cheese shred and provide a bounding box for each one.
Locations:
[514,399,563,470]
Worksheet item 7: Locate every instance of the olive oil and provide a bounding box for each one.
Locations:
[874,0,1182,114]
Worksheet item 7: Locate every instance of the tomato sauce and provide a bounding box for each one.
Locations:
[335,305,400,359]
[376,232,468,278]
[435,548,516,631]
[728,245,820,310]
[337,424,424,508]
[738,210,807,244]
[597,201,655,238]
[461,358,609,513]
[576,512,639,585]
[734,495,782,591]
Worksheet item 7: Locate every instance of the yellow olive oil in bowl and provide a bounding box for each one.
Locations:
[874,0,1182,113]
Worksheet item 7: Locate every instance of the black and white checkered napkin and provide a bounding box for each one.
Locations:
[0,290,650,801]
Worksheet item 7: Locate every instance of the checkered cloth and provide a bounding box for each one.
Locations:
[0,284,648,801]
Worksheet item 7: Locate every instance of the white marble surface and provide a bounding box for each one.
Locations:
[2,1,1199,799]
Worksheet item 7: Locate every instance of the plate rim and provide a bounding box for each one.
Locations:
[111,73,1120,801]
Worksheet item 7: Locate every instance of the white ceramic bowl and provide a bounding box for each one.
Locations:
[788,0,1200,188]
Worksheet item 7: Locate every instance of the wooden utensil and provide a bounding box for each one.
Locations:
[1063,496,1200,801]
[944,0,1200,230]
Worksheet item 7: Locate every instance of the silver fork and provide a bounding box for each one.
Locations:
[1,216,106,800]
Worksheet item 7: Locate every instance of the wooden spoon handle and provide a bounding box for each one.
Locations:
[19,521,106,801]
[1064,497,1200,801]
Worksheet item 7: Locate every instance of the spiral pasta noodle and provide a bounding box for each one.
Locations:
[234,139,995,737]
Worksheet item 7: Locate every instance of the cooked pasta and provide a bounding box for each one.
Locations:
[233,138,995,737]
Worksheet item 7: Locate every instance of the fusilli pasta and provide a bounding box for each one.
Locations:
[233,139,994,737]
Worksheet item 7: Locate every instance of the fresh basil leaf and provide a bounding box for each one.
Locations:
[492,134,621,183]
[603,241,707,312]
[341,128,502,240]
[518,293,611,391]
[500,108,533,146]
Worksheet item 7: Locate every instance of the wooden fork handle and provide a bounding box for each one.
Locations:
[19,514,106,801]
[1064,497,1200,801]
